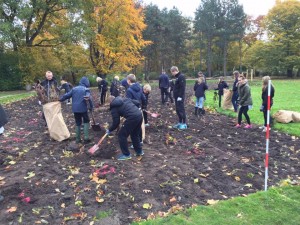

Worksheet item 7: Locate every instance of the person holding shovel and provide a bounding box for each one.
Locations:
[60,76,94,143]
[106,96,144,160]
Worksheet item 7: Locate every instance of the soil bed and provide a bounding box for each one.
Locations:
[0,88,299,224]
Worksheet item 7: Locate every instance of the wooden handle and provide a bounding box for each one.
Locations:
[97,133,108,146]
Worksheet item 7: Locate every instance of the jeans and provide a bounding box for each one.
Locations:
[195,97,204,108]
[232,92,239,112]
[238,106,251,125]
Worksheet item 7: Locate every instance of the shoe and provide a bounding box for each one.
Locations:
[262,127,271,132]
[173,123,181,128]
[244,124,252,129]
[145,123,150,127]
[117,154,132,160]
[178,123,187,130]
[135,150,144,156]
[235,124,241,128]
[130,142,143,149]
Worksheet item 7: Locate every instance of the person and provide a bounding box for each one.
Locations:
[260,76,275,132]
[59,78,73,104]
[106,96,144,160]
[110,76,121,97]
[40,71,59,102]
[198,71,206,83]
[194,76,208,116]
[159,71,169,105]
[142,84,152,126]
[215,76,229,108]
[0,104,8,135]
[236,75,253,128]
[171,66,187,130]
[167,78,174,104]
[98,77,108,105]
[60,76,94,143]
[231,71,239,112]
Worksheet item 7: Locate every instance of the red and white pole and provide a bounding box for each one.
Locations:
[265,79,272,191]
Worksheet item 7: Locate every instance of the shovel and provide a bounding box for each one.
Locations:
[144,110,161,118]
[85,99,101,131]
[88,133,108,154]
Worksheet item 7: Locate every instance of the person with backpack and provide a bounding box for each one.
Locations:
[194,76,208,116]
[159,71,169,105]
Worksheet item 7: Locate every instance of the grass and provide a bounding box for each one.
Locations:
[133,185,300,225]
[0,91,36,104]
[203,79,300,137]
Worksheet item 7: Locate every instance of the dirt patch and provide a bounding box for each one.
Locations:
[0,88,299,224]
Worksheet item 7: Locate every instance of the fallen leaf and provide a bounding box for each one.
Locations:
[95,197,104,203]
[237,213,243,218]
[194,178,199,183]
[199,173,209,178]
[244,183,253,188]
[207,199,219,205]
[143,203,152,209]
[24,171,35,180]
[6,206,17,213]
[143,189,152,194]
[61,203,65,208]
[9,161,16,165]
[169,196,176,203]
[235,176,241,181]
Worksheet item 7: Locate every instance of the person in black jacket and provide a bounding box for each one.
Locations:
[260,76,275,132]
[215,76,229,108]
[142,84,151,126]
[40,71,59,102]
[106,96,144,160]
[110,76,121,97]
[126,74,146,107]
[159,71,170,105]
[194,77,208,116]
[167,78,174,103]
[0,104,8,135]
[231,71,239,112]
[96,77,108,105]
[171,66,187,129]
[59,78,73,104]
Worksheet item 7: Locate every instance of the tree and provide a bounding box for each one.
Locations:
[264,0,300,77]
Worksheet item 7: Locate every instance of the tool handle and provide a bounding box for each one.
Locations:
[96,133,108,146]
[85,99,96,125]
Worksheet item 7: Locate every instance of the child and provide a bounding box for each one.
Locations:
[97,77,108,105]
[106,96,144,160]
[60,76,93,143]
[0,104,8,135]
[142,84,152,126]
[215,76,229,107]
[260,76,275,132]
[110,76,121,97]
[59,79,73,104]
[236,75,253,128]
[194,77,208,116]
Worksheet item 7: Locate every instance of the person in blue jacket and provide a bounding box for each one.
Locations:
[60,76,94,143]
[159,71,169,105]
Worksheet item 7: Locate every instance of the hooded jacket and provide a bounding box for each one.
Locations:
[108,97,142,132]
[238,81,253,106]
[60,76,93,113]
[126,83,146,108]
[173,72,186,99]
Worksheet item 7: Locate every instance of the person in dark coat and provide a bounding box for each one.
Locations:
[194,77,208,116]
[171,66,187,130]
[0,104,8,135]
[231,71,239,112]
[97,77,108,105]
[126,74,146,107]
[106,96,144,160]
[215,76,229,107]
[40,71,59,102]
[260,76,275,132]
[142,84,151,126]
[159,71,170,105]
[60,76,94,143]
[167,78,174,103]
[59,79,73,104]
[110,76,121,97]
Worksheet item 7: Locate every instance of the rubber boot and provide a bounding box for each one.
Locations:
[202,108,205,115]
[194,107,198,116]
[83,123,91,143]
[75,126,81,143]
[198,108,202,116]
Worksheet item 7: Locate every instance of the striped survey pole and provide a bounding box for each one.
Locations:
[264,79,272,191]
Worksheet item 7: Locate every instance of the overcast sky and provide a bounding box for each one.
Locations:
[142,0,276,18]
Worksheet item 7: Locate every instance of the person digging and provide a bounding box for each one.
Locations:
[60,76,93,144]
[106,96,144,160]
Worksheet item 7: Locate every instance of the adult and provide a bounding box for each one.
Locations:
[232,71,239,112]
[236,75,253,128]
[171,66,187,130]
[110,76,121,97]
[106,96,144,160]
[158,71,169,105]
[260,76,275,132]
[0,104,8,135]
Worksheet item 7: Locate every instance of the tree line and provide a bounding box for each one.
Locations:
[0,0,299,90]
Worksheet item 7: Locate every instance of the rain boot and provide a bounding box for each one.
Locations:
[194,107,198,116]
[75,126,81,143]
[198,108,202,116]
[83,123,91,143]
[202,108,205,115]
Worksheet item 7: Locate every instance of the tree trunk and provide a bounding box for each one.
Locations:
[297,68,300,77]
[71,72,76,85]
[287,68,293,78]
[239,40,242,71]
[223,41,227,76]
[207,38,212,77]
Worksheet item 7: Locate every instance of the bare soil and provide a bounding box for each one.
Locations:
[0,87,299,225]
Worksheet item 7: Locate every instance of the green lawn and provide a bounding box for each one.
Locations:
[0,91,36,104]
[133,185,300,225]
[204,79,300,137]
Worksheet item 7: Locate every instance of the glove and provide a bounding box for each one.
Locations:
[106,129,111,135]
[177,97,182,102]
[38,100,42,105]
[260,105,264,112]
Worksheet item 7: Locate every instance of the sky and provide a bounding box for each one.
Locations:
[142,0,276,18]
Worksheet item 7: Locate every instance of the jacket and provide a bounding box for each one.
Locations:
[0,104,8,127]
[108,97,142,132]
[60,82,72,94]
[41,78,59,98]
[169,79,174,92]
[238,82,253,106]
[159,74,169,89]
[194,82,208,98]
[216,81,229,95]
[173,72,186,99]
[60,76,93,113]
[110,79,121,97]
[232,78,238,93]
[98,79,108,92]
[121,78,129,90]
[262,85,275,108]
[126,83,146,108]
